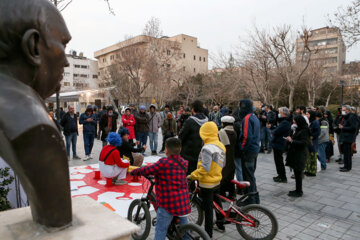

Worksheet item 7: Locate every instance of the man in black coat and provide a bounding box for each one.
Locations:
[179,100,208,175]
[339,105,357,172]
[260,104,276,153]
[271,107,291,182]
[99,106,117,147]
[60,105,80,159]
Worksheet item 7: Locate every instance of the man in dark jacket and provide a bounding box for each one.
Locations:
[260,104,276,153]
[271,107,291,183]
[135,105,149,151]
[333,107,343,163]
[60,105,80,159]
[79,105,97,161]
[179,100,208,175]
[239,99,260,204]
[99,106,117,147]
[97,106,107,139]
[339,105,357,172]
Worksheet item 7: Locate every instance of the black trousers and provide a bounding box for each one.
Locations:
[199,187,223,238]
[273,149,286,179]
[294,169,303,193]
[343,142,352,170]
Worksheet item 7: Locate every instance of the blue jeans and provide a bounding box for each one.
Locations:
[261,127,272,150]
[83,133,95,156]
[318,143,327,170]
[234,156,243,181]
[241,151,260,204]
[65,132,77,157]
[155,207,188,240]
[148,132,158,152]
[136,132,148,148]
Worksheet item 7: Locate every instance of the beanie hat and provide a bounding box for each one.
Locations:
[221,116,235,123]
[118,127,130,137]
[105,132,122,146]
[140,105,146,111]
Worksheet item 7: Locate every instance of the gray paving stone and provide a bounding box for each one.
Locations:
[321,206,352,219]
[318,197,345,208]
[318,233,340,240]
[337,195,360,204]
[348,212,360,223]
[342,234,359,240]
[294,199,326,211]
[294,232,316,240]
[341,202,360,212]
[302,227,321,237]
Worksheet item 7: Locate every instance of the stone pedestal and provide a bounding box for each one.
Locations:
[0,196,139,240]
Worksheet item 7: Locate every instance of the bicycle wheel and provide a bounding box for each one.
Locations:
[177,223,211,240]
[189,199,204,226]
[127,199,151,240]
[236,204,278,240]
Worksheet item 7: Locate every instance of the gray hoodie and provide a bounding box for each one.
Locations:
[318,120,330,144]
[148,111,161,133]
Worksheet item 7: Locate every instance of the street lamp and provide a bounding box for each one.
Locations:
[339,80,345,105]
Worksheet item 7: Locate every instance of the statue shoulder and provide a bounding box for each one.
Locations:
[0,75,55,140]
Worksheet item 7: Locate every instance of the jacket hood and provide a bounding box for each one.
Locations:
[190,113,208,126]
[86,105,93,110]
[239,99,253,119]
[199,122,226,152]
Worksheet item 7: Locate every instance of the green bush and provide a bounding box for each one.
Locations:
[327,104,340,118]
[0,167,14,211]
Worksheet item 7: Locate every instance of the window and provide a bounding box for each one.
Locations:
[74,64,80,68]
[194,68,196,73]
[167,50,171,55]
[110,55,114,60]
[63,72,70,76]
[183,53,186,58]
[199,56,201,61]
[80,74,88,78]
[81,65,88,69]
[116,54,120,59]
[183,66,186,71]
[64,82,70,86]
[102,58,106,63]
[167,64,170,68]
[183,38,186,40]
[73,73,79,77]
[194,55,196,60]
[92,75,98,79]
[203,57,206,62]
[326,57,337,64]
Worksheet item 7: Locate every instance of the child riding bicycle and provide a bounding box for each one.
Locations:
[187,121,227,237]
[131,137,191,240]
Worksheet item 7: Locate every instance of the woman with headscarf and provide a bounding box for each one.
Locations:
[304,110,320,176]
[285,115,310,197]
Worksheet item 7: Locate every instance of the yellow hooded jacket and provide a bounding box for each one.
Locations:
[190,121,226,188]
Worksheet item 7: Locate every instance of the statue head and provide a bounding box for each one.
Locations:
[0,0,71,99]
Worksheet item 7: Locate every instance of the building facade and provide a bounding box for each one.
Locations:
[60,51,99,92]
[93,34,208,105]
[296,27,346,73]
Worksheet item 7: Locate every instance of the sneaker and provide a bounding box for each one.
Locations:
[159,150,165,153]
[114,179,127,185]
[259,149,265,153]
[88,155,93,159]
[340,168,350,172]
[335,158,342,162]
[151,151,157,155]
[73,155,81,160]
[83,155,90,161]
[288,190,303,197]
[213,223,225,233]
[291,174,295,179]
[273,176,287,183]
[267,149,272,154]
[338,161,344,164]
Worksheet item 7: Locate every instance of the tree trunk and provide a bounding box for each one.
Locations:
[288,86,295,110]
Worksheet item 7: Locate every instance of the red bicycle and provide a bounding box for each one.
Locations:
[189,179,278,240]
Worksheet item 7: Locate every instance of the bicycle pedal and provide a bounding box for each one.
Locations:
[152,218,157,226]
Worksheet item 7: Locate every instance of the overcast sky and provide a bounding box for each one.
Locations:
[61,0,358,67]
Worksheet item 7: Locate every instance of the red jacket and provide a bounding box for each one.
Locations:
[99,145,129,168]
[122,114,136,139]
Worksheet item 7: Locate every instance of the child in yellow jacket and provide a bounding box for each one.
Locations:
[188,121,226,237]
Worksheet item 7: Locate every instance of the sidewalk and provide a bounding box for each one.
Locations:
[68,130,360,240]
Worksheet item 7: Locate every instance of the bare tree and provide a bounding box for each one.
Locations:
[329,0,360,47]
[50,0,114,14]
[142,17,163,38]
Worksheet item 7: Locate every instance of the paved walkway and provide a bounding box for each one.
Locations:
[68,129,360,240]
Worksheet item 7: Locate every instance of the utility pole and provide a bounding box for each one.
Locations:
[340,80,344,106]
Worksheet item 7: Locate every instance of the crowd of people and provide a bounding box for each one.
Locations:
[49,100,359,239]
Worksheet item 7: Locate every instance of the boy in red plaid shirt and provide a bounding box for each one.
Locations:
[131,137,191,240]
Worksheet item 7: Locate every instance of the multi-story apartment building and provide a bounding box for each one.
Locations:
[296,27,346,73]
[60,51,99,92]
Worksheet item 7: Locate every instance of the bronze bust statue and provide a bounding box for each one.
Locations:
[0,0,72,228]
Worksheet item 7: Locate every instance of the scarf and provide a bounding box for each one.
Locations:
[218,125,234,146]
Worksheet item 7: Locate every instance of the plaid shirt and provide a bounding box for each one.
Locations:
[131,155,191,216]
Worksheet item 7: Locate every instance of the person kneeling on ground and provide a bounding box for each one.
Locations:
[131,138,191,240]
[118,127,145,167]
[188,121,226,237]
[99,132,130,185]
